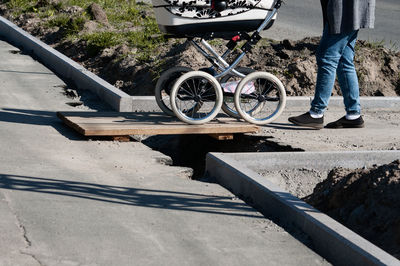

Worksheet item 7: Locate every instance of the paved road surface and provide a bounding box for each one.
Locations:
[0,39,329,265]
[261,0,400,49]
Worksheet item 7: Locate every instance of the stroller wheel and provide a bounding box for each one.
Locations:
[170,71,223,125]
[234,72,286,125]
[155,66,193,116]
[220,67,255,119]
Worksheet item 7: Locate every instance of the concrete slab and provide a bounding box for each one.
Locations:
[258,107,400,152]
[205,151,400,266]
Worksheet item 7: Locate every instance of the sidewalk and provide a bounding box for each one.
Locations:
[0,39,329,265]
[260,107,400,151]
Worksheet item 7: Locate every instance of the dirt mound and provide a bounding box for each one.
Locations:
[304,160,400,259]
[244,38,400,97]
[1,3,399,97]
[99,37,400,97]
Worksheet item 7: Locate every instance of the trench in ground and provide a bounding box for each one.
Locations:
[142,133,302,179]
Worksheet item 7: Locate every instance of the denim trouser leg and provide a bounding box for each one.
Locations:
[337,37,361,115]
[311,26,360,115]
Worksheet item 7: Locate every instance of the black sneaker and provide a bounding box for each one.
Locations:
[325,116,364,128]
[288,112,324,129]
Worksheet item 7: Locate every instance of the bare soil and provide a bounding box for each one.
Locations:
[1,3,399,97]
[259,168,328,199]
[304,160,400,259]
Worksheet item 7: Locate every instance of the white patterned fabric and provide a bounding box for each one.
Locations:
[162,0,273,18]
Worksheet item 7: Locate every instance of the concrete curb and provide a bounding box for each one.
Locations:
[205,151,400,266]
[1,16,399,113]
[0,16,133,112]
[224,150,400,172]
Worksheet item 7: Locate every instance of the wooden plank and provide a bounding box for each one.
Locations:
[112,136,132,142]
[209,133,234,140]
[57,112,86,135]
[57,112,259,137]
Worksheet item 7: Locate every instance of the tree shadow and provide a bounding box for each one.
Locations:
[0,108,83,140]
[0,173,261,218]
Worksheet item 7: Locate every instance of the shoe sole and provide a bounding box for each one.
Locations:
[288,118,323,129]
[325,123,365,129]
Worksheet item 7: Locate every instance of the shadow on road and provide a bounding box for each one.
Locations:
[0,108,85,140]
[0,173,261,218]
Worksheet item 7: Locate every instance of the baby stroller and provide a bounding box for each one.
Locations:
[152,0,286,125]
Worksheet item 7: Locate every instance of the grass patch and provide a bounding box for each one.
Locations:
[365,39,385,49]
[76,1,164,59]
[2,0,166,61]
[4,0,35,9]
[47,14,86,37]
[83,31,123,56]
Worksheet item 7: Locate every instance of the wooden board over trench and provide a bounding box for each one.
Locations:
[57,112,259,139]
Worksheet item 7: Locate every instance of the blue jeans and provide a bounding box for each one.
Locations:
[311,26,361,115]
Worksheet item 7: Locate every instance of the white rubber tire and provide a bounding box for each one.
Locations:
[234,72,286,125]
[170,71,223,125]
[155,66,193,116]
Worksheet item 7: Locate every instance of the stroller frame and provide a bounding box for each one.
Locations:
[188,0,281,80]
[155,0,287,125]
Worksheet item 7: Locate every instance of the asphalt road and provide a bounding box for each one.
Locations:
[261,0,400,49]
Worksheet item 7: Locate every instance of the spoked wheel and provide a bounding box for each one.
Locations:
[170,71,223,125]
[234,72,286,125]
[220,67,255,118]
[155,66,193,116]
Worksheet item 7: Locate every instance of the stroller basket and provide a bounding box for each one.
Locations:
[152,0,276,37]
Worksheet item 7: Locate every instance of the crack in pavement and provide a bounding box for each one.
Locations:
[17,219,32,247]
[2,191,32,247]
[19,251,45,266]
[1,190,44,266]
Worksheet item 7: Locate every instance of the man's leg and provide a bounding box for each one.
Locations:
[325,31,365,128]
[289,26,356,129]
[310,28,356,115]
[337,32,361,116]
